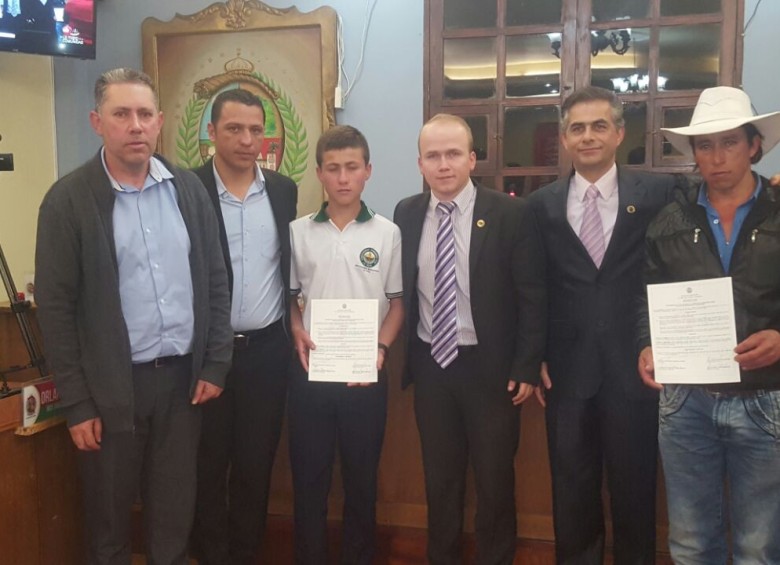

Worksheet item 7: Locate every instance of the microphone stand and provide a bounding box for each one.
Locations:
[0,243,47,399]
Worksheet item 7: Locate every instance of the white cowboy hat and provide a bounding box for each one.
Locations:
[661,86,780,158]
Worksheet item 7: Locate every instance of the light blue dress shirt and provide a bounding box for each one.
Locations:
[103,150,195,363]
[697,174,761,273]
[215,162,284,332]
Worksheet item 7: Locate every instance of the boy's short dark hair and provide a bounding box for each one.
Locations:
[316,125,370,166]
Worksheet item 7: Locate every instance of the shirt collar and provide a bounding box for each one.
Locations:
[213,161,265,199]
[429,179,476,214]
[100,147,173,192]
[697,173,762,209]
[572,163,618,202]
[311,200,375,223]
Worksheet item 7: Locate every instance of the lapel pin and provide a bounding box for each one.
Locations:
[627,205,636,214]
[476,219,486,228]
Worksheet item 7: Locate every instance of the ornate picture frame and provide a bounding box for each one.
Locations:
[142,0,338,215]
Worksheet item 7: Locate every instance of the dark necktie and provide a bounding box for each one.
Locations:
[580,184,605,267]
[431,201,458,368]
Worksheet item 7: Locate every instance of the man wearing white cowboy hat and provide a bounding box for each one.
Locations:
[637,86,780,563]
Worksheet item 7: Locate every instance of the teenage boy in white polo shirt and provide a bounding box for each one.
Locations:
[288,125,404,565]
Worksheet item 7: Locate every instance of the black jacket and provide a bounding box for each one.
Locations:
[529,168,679,400]
[393,184,546,389]
[193,159,297,334]
[638,174,780,389]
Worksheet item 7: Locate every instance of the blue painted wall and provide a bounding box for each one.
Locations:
[52,0,424,217]
[53,0,779,216]
[743,0,780,179]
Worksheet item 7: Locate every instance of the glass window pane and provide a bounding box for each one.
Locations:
[661,0,721,17]
[503,175,557,197]
[444,0,497,30]
[444,38,497,100]
[464,116,489,161]
[590,28,649,93]
[506,34,562,97]
[661,107,695,157]
[592,0,650,22]
[616,102,648,165]
[659,25,720,90]
[504,106,560,167]
[506,0,562,26]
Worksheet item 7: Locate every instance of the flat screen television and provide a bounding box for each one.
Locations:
[0,0,96,59]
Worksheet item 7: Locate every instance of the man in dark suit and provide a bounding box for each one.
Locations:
[191,88,297,565]
[528,86,676,564]
[393,114,545,565]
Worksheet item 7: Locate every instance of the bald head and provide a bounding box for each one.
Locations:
[418,114,474,155]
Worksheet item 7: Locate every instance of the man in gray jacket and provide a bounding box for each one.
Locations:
[35,67,233,565]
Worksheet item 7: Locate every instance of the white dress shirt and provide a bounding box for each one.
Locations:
[416,181,478,346]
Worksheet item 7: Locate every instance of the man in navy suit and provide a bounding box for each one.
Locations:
[394,114,545,564]
[528,86,676,564]
[191,88,297,565]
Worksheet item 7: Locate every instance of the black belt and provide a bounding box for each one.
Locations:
[133,354,192,370]
[703,385,780,398]
[415,339,477,356]
[234,319,283,350]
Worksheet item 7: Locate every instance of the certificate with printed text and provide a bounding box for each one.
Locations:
[647,277,740,384]
[308,299,378,383]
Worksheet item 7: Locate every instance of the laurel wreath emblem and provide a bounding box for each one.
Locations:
[177,97,208,169]
[175,71,309,185]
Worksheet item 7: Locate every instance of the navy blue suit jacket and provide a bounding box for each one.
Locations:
[527,168,677,400]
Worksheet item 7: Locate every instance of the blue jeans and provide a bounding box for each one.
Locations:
[658,385,780,564]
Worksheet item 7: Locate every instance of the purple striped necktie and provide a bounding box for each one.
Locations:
[580,184,605,268]
[431,201,458,369]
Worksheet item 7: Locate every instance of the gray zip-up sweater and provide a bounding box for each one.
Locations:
[35,151,233,431]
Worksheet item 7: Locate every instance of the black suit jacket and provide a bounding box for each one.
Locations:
[393,184,546,390]
[194,158,297,330]
[527,168,676,400]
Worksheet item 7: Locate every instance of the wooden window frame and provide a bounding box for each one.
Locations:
[424,0,744,192]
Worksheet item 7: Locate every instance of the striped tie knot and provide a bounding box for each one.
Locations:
[437,201,456,216]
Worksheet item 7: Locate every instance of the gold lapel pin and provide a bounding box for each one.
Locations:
[627,205,636,214]
[476,219,486,228]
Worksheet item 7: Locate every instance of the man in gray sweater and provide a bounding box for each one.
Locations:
[35,67,233,565]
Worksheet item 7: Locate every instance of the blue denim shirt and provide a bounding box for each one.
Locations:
[696,175,761,273]
[214,162,284,332]
[103,150,195,362]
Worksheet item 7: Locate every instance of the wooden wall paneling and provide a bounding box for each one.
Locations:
[34,424,84,564]
[0,428,39,565]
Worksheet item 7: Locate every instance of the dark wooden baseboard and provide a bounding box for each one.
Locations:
[258,515,673,565]
[260,515,555,564]
[133,511,672,564]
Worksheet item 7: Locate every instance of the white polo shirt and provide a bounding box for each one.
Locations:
[290,201,403,332]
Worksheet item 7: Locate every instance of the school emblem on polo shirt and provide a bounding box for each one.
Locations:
[360,248,379,268]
